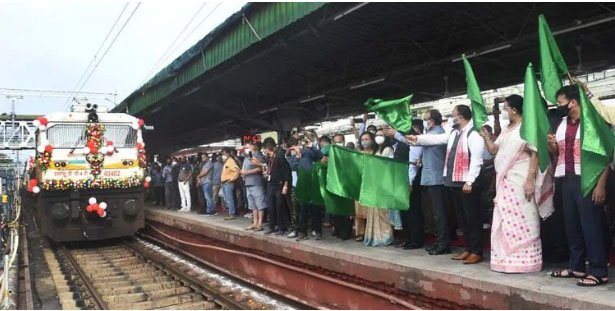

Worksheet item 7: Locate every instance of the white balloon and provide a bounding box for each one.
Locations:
[33,119,41,127]
[99,146,108,154]
[145,176,152,182]
[131,122,139,130]
[99,202,107,210]
[38,125,47,131]
[88,197,97,204]
[83,147,91,154]
[32,186,40,194]
[37,146,45,153]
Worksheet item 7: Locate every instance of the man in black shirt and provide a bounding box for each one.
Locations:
[262,138,292,235]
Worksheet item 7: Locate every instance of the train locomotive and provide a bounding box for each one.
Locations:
[24,103,148,242]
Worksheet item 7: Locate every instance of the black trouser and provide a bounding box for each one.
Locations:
[401,172,424,245]
[172,180,181,209]
[426,185,450,248]
[541,178,569,262]
[448,186,482,256]
[266,182,289,232]
[155,186,165,205]
[297,203,322,235]
[333,215,353,239]
[561,176,608,278]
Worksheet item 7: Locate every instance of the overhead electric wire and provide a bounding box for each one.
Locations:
[66,2,142,110]
[139,2,222,87]
[143,2,209,81]
[69,3,129,97]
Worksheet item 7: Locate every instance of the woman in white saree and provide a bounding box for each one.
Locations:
[481,95,554,273]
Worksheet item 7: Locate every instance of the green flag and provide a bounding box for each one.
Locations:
[539,14,569,105]
[462,55,488,131]
[520,63,551,172]
[579,85,615,197]
[314,163,354,216]
[365,94,413,134]
[295,167,323,205]
[326,145,410,210]
[359,153,409,210]
[326,145,364,200]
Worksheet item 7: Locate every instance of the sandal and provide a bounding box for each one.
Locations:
[550,269,586,279]
[254,225,264,232]
[577,275,609,287]
[245,225,256,230]
[355,235,364,242]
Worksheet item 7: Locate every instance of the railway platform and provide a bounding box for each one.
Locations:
[144,206,615,310]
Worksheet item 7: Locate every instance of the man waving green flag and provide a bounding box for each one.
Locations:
[520,63,551,172]
[462,54,488,131]
[365,94,413,134]
[579,85,615,197]
[539,14,569,105]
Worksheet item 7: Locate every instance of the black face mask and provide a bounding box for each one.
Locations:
[555,105,570,118]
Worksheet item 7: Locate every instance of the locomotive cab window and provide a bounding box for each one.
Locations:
[46,123,137,148]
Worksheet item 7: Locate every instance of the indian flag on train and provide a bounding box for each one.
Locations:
[462,54,488,131]
[326,145,409,210]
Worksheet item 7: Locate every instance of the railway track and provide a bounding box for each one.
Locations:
[43,238,291,310]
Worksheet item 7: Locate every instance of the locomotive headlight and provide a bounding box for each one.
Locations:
[124,199,138,216]
[51,203,70,220]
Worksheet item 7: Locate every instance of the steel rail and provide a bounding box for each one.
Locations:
[121,240,247,310]
[143,223,421,310]
[57,245,108,310]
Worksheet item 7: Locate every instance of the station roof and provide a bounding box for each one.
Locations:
[114,2,615,154]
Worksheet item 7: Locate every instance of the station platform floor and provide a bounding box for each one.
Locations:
[144,206,615,309]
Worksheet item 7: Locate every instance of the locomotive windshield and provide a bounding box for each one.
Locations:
[46,123,138,148]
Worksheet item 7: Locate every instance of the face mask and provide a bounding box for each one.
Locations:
[172,161,177,166]
[555,105,570,118]
[335,142,344,147]
[423,120,431,131]
[222,155,228,161]
[244,149,251,157]
[368,130,376,135]
[360,141,371,149]
[450,116,460,127]
[375,136,385,145]
[500,110,510,121]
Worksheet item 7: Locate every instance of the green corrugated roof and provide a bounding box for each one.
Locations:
[115,2,325,115]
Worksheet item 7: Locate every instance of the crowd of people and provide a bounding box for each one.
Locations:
[147,82,614,287]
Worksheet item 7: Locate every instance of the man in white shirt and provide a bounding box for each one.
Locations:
[406,105,485,264]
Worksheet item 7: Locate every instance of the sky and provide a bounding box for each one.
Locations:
[0,1,247,116]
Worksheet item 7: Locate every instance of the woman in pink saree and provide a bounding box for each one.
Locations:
[481,95,554,273]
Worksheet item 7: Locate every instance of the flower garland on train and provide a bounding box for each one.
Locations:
[84,123,105,176]
[32,117,149,192]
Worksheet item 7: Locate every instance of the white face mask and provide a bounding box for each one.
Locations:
[500,110,510,121]
[222,155,228,161]
[375,136,385,145]
[423,120,431,131]
[244,149,251,157]
[335,142,344,147]
[172,161,177,166]
[450,116,460,126]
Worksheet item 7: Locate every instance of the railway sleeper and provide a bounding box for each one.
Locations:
[95,275,174,286]
[158,301,218,310]
[108,293,204,310]
[86,267,163,278]
[104,286,193,303]
[97,281,182,295]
